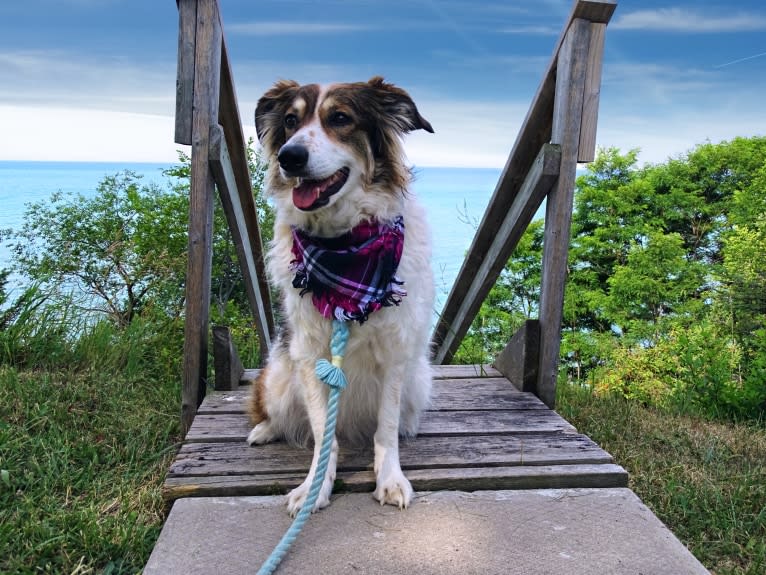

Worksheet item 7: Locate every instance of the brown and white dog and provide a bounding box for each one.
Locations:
[247,77,435,515]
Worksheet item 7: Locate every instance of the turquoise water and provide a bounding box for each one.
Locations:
[0,161,500,310]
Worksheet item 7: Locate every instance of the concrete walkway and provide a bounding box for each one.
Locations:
[144,488,709,574]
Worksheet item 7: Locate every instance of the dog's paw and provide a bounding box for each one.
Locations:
[373,469,413,509]
[246,421,275,446]
[285,472,334,517]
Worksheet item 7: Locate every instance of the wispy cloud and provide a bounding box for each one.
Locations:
[613,8,766,32]
[499,25,559,36]
[714,51,766,68]
[0,50,174,115]
[228,21,371,36]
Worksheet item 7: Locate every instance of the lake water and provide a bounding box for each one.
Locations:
[0,161,500,312]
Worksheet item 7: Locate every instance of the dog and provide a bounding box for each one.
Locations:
[247,77,435,516]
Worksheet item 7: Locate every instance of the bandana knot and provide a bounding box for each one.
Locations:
[290,216,406,323]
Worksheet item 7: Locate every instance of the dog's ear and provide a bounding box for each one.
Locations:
[255,79,300,152]
[366,76,434,134]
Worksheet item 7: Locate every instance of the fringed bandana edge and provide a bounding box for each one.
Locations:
[290,216,406,323]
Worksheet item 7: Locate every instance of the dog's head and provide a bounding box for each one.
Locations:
[255,77,433,233]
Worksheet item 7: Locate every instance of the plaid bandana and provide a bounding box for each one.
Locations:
[290,216,406,323]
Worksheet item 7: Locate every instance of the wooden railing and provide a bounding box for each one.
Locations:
[172,0,616,431]
[431,0,616,408]
[175,0,275,433]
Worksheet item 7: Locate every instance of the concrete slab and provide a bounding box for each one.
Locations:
[144,489,710,575]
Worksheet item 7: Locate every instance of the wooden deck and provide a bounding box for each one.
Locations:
[163,365,627,501]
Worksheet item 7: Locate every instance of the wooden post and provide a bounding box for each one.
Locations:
[212,325,244,391]
[494,319,540,394]
[174,0,197,146]
[181,0,222,434]
[537,18,591,409]
[578,23,607,162]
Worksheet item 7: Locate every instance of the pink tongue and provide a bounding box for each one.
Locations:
[293,180,326,209]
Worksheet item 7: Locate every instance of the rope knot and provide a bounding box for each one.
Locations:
[315,320,350,390]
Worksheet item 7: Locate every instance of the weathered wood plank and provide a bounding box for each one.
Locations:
[198,378,545,415]
[494,319,540,394]
[432,144,561,364]
[174,0,196,145]
[209,123,272,355]
[240,364,499,385]
[216,37,275,362]
[537,18,591,410]
[185,408,575,443]
[572,0,617,24]
[163,463,628,500]
[212,325,243,391]
[578,22,607,162]
[431,0,616,362]
[181,0,222,434]
[169,433,612,478]
[434,364,502,378]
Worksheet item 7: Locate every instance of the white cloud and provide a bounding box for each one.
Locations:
[613,8,766,32]
[1,105,182,162]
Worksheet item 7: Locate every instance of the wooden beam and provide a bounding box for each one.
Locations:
[174,0,197,145]
[431,0,616,358]
[433,144,561,364]
[493,320,541,394]
[212,325,244,391]
[181,0,222,434]
[209,123,273,355]
[572,0,617,23]
[578,22,607,162]
[217,36,275,359]
[538,18,592,409]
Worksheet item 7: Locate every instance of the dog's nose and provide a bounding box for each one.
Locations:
[278,144,309,173]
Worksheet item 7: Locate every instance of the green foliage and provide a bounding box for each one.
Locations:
[11,172,188,326]
[461,136,766,421]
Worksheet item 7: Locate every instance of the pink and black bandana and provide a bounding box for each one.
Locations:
[290,216,406,323]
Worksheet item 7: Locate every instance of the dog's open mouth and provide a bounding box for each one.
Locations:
[292,168,350,211]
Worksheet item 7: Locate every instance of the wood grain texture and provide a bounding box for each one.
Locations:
[538,18,591,409]
[208,123,272,356]
[578,22,607,162]
[181,0,222,434]
[494,319,540,394]
[216,38,275,360]
[167,354,626,500]
[197,378,545,415]
[212,325,243,391]
[163,464,628,500]
[174,0,196,145]
[185,408,576,443]
[169,433,612,477]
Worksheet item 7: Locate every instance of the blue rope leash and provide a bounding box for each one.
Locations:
[256,320,349,575]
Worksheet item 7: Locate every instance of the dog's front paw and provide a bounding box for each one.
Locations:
[246,421,276,446]
[286,473,334,517]
[373,469,413,509]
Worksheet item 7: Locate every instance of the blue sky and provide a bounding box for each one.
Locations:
[1,0,765,167]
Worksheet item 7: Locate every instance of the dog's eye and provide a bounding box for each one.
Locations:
[284,114,298,130]
[329,111,352,126]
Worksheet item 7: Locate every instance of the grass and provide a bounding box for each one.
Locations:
[0,300,184,575]
[558,382,766,575]
[0,365,180,574]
